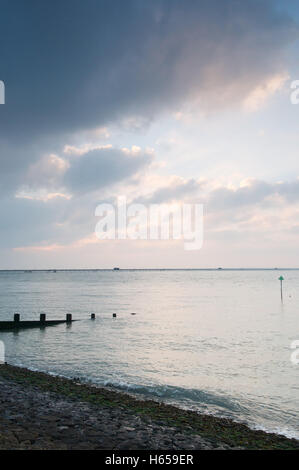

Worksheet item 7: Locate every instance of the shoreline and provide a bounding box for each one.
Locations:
[0,364,298,450]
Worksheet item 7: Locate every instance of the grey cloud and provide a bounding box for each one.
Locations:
[208,181,273,210]
[0,195,68,248]
[134,177,299,211]
[208,180,299,210]
[19,146,153,195]
[136,179,203,204]
[0,191,103,249]
[64,147,153,194]
[0,0,297,192]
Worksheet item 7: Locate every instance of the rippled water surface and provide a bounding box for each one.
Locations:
[0,269,298,438]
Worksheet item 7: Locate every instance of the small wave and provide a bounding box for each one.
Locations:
[102,379,246,414]
[102,380,299,439]
[251,423,299,441]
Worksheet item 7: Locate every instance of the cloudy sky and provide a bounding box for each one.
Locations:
[1,0,299,268]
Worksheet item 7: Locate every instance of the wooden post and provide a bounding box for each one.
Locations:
[14,313,20,323]
[66,314,72,323]
[40,313,46,323]
[91,313,95,319]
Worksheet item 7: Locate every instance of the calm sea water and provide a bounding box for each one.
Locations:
[0,269,298,438]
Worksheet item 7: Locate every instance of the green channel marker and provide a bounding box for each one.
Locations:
[278,276,284,301]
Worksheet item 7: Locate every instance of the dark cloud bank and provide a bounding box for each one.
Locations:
[0,0,296,140]
[0,0,297,190]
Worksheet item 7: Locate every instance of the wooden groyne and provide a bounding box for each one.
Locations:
[0,314,76,331]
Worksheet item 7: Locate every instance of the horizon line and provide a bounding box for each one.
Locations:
[0,268,298,272]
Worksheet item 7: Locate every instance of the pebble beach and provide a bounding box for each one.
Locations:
[0,364,298,450]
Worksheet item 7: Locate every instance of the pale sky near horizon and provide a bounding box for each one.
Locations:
[1,0,299,269]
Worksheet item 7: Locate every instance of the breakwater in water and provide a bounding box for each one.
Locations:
[0,313,77,331]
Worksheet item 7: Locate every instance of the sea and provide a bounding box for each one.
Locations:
[0,269,298,438]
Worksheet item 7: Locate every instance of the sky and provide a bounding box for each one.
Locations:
[1,0,299,268]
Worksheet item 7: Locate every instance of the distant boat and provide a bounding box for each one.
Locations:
[113,267,120,271]
[24,270,32,273]
[53,270,57,273]
[217,267,223,270]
